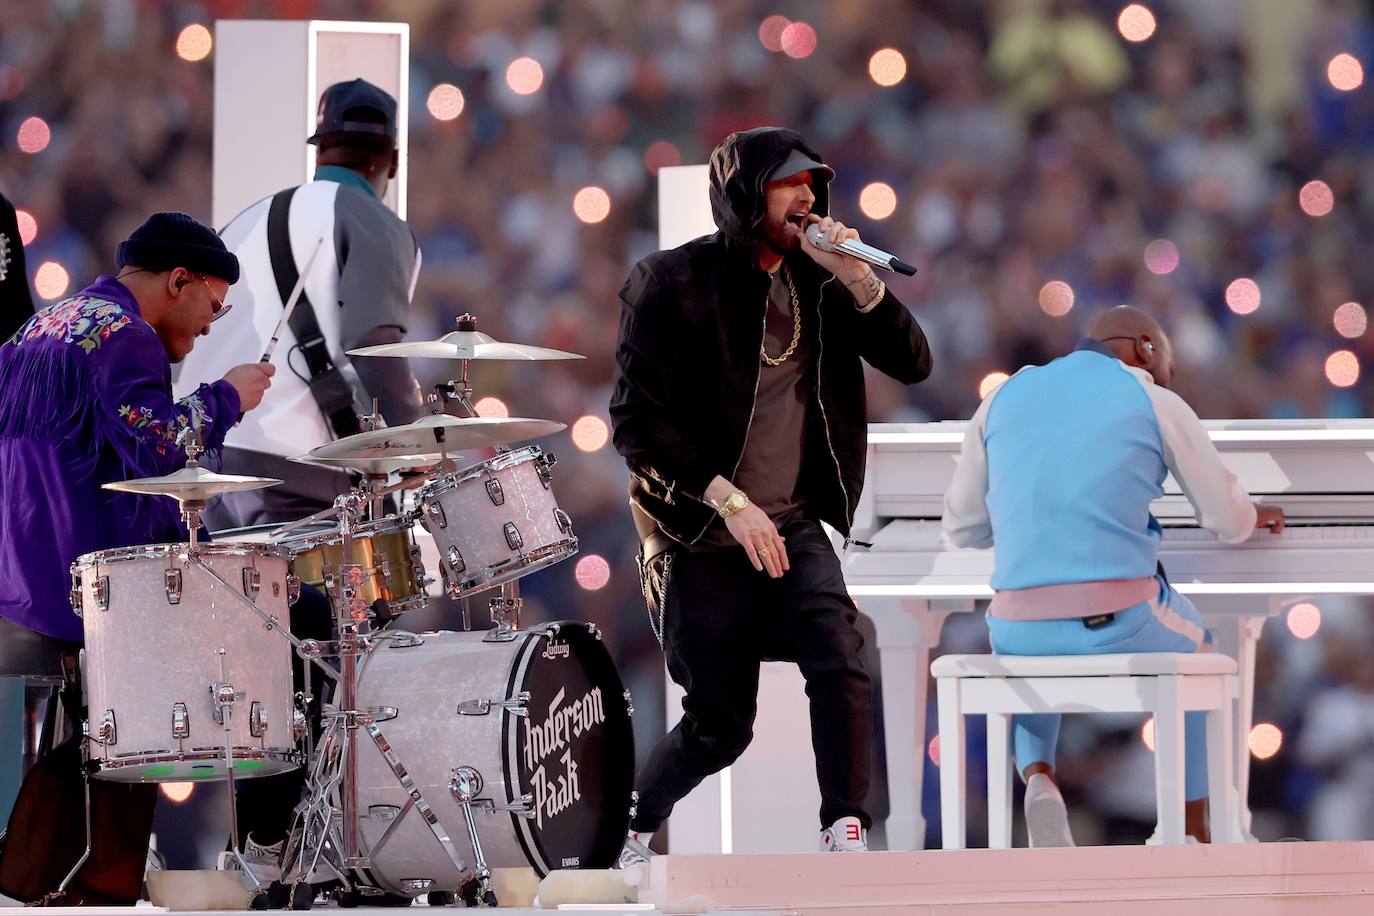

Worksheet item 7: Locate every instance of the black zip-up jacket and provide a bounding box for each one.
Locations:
[610,126,933,546]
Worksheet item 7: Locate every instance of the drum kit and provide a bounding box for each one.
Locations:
[64,316,636,909]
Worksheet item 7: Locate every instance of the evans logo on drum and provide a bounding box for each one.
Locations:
[541,640,571,661]
[522,686,606,829]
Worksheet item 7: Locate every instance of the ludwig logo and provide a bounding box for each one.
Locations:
[541,641,571,661]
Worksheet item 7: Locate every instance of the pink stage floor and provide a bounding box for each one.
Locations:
[638,842,1374,914]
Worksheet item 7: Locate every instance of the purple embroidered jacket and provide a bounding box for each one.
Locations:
[0,275,240,641]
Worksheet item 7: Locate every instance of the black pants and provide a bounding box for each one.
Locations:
[631,520,873,832]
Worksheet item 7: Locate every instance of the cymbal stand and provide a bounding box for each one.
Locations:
[275,488,471,903]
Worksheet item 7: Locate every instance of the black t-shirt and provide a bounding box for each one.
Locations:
[699,268,813,548]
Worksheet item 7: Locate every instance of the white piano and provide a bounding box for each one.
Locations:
[846,419,1374,848]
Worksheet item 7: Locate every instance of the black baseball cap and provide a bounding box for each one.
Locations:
[307,78,398,145]
[769,148,835,184]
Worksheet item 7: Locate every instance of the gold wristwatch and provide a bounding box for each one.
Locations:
[718,490,749,518]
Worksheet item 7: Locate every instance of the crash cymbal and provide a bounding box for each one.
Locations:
[346,314,584,361]
[347,331,584,361]
[308,415,566,460]
[291,453,447,475]
[103,465,282,500]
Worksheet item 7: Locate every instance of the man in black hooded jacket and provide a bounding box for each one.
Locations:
[610,126,932,857]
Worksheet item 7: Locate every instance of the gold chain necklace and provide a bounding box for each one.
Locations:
[760,265,802,366]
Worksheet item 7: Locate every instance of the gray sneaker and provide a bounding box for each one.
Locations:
[1024,773,1075,848]
[615,831,655,869]
[217,833,284,884]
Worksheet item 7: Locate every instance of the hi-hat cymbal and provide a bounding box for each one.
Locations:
[292,453,446,475]
[308,415,566,461]
[103,465,282,500]
[347,330,584,361]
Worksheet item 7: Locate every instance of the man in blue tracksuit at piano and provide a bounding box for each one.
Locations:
[942,305,1285,845]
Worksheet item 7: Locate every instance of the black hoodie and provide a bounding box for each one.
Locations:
[610,126,932,546]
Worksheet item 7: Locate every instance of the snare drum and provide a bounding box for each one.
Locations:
[218,517,428,616]
[416,446,577,597]
[72,543,298,782]
[353,623,634,894]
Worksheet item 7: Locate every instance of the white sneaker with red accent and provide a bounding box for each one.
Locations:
[820,816,868,852]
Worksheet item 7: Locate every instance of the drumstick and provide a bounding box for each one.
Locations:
[260,236,326,364]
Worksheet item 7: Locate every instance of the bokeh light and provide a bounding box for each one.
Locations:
[780,21,817,59]
[1299,180,1334,217]
[1143,239,1180,275]
[1324,349,1359,388]
[758,15,790,52]
[573,186,612,224]
[1225,278,1261,315]
[979,371,1010,399]
[858,182,897,220]
[1117,4,1157,43]
[1141,717,1155,752]
[1328,53,1364,92]
[506,57,544,95]
[17,116,50,154]
[574,554,611,591]
[1249,723,1283,760]
[34,261,69,300]
[15,209,36,246]
[473,396,509,418]
[1334,302,1366,338]
[426,83,465,121]
[571,415,610,452]
[643,140,682,175]
[928,734,941,767]
[160,782,194,803]
[1285,602,1322,640]
[868,48,907,87]
[176,24,213,62]
[1038,280,1075,317]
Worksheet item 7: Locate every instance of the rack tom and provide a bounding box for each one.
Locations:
[415,446,577,598]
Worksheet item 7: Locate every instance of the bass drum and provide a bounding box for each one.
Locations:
[354,623,633,894]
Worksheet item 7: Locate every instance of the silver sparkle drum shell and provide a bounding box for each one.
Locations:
[415,446,578,597]
[353,624,634,895]
[73,543,298,782]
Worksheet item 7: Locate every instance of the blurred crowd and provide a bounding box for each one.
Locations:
[4,0,1374,847]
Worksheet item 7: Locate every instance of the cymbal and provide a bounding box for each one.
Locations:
[308,415,566,460]
[103,465,282,500]
[346,329,584,361]
[292,453,446,475]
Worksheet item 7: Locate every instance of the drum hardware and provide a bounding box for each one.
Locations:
[249,701,269,738]
[503,522,525,551]
[163,568,182,604]
[366,705,398,721]
[242,567,262,600]
[467,795,536,818]
[172,703,190,740]
[456,691,530,717]
[95,709,117,745]
[485,589,522,641]
[214,648,263,887]
[448,766,497,907]
[90,576,109,611]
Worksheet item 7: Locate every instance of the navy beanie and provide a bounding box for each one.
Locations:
[115,212,240,284]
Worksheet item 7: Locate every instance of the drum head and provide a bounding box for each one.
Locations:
[504,624,634,874]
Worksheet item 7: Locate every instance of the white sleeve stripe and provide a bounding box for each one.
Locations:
[941,377,1011,549]
[1139,379,1256,544]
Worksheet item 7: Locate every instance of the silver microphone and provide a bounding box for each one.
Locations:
[805,223,917,276]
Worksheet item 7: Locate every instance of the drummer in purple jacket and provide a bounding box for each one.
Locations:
[0,212,273,679]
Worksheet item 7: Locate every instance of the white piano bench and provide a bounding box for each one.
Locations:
[931,652,1238,849]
